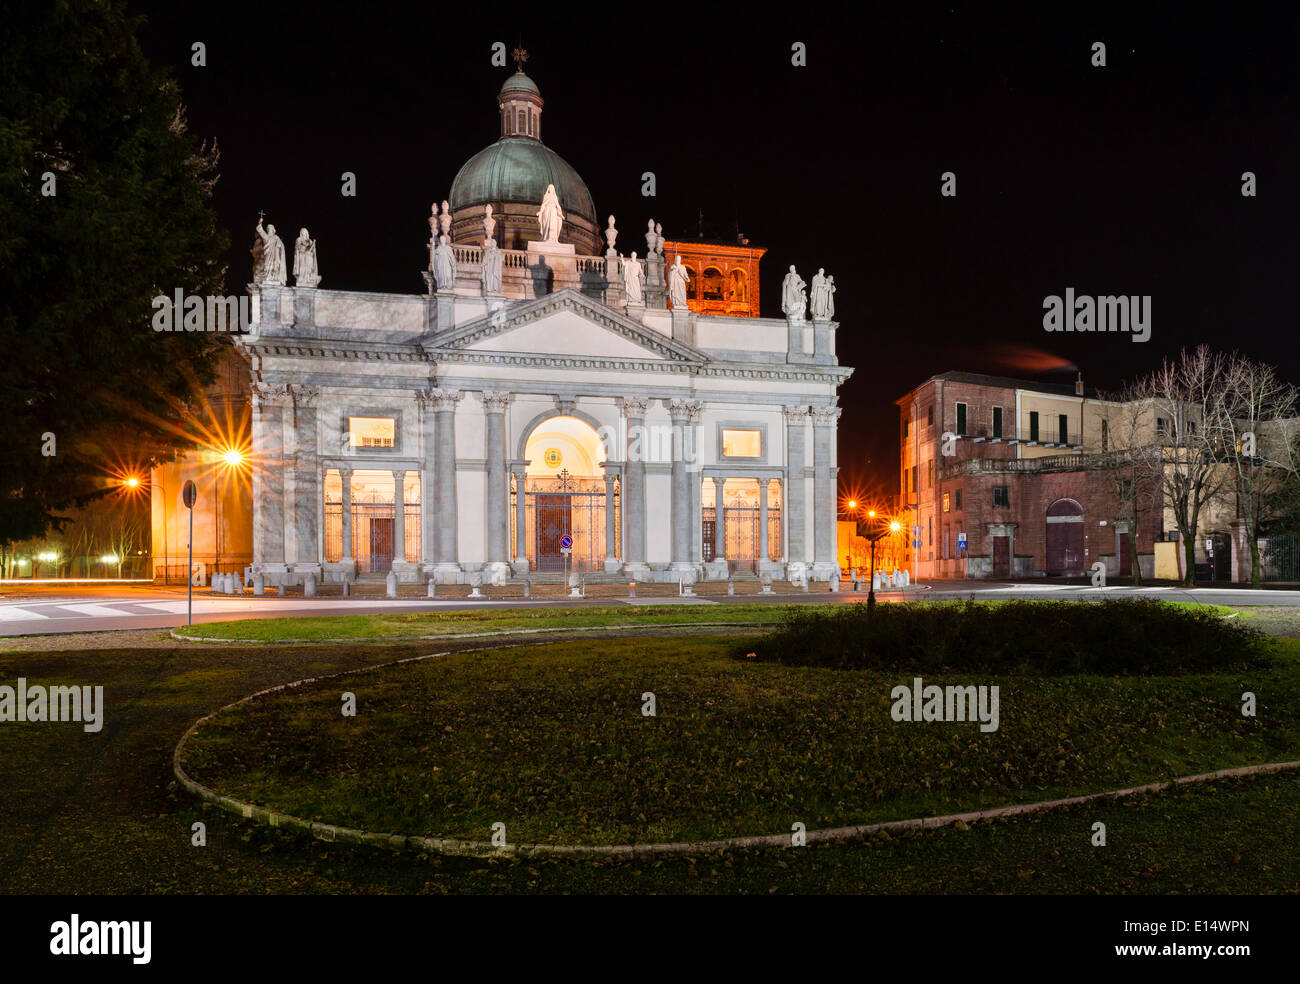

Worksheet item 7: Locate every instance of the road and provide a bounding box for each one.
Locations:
[1,580,1298,637]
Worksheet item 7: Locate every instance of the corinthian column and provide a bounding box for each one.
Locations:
[621,397,649,573]
[482,391,510,582]
[811,405,842,578]
[251,382,290,578]
[288,384,321,572]
[668,399,701,570]
[423,388,462,579]
[783,404,809,578]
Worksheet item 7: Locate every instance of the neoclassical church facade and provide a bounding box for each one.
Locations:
[234,66,852,586]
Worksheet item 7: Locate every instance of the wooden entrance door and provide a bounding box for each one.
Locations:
[992,536,1010,577]
[369,518,394,573]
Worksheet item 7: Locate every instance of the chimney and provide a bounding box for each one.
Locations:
[1075,372,1084,396]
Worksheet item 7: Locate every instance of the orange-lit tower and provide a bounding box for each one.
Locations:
[661,238,766,318]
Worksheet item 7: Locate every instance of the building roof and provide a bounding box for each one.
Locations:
[499,70,541,97]
[894,369,1104,405]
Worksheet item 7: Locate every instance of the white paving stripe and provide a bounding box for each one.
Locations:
[0,606,49,621]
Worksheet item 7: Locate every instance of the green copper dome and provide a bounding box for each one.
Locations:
[499,71,541,97]
[449,137,596,227]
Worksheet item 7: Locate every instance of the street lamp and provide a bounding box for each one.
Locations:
[866,517,902,611]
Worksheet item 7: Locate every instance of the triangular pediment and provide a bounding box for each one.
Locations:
[428,289,705,364]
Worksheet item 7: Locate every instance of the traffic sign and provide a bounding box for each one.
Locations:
[560,534,573,549]
[182,480,197,509]
[957,532,967,550]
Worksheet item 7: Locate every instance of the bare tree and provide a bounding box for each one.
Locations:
[1131,346,1236,586]
[1223,353,1300,587]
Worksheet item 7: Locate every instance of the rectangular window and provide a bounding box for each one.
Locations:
[956,402,967,436]
[721,428,762,458]
[1058,414,1069,445]
[911,465,917,493]
[928,518,932,545]
[1029,411,1039,442]
[993,486,1009,508]
[943,525,950,559]
[928,459,934,487]
[955,489,963,511]
[927,405,934,427]
[348,416,396,448]
[1156,416,1168,434]
[1101,418,1110,451]
[992,406,1003,439]
[903,418,910,438]
[943,492,951,512]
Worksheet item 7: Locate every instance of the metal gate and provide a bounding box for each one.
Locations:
[525,470,608,572]
[724,505,759,573]
[1262,534,1300,581]
[352,498,395,573]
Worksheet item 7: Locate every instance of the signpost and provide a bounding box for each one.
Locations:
[560,534,574,594]
[957,532,967,551]
[182,481,197,626]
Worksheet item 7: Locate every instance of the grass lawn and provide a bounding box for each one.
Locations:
[2,628,1297,893]
[174,598,1240,643]
[179,633,1300,846]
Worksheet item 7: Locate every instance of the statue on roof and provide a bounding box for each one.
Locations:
[622,252,643,304]
[433,234,457,290]
[668,255,691,309]
[810,267,833,319]
[439,200,453,238]
[537,183,564,242]
[481,238,503,294]
[253,218,286,286]
[293,228,320,288]
[781,265,807,320]
[484,204,496,244]
[605,215,618,254]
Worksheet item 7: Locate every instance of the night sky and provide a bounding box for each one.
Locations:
[129,3,1300,499]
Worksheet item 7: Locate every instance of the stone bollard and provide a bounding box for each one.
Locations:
[427,578,436,599]
[468,571,484,599]
[386,571,398,599]
[342,578,350,597]
[253,573,265,596]
[629,581,636,598]
[278,582,285,597]
[233,573,243,593]
[523,578,531,599]
[303,572,316,597]
[727,578,735,596]
[829,573,840,593]
[873,572,882,590]
[801,577,810,593]
[569,573,582,598]
[760,573,773,594]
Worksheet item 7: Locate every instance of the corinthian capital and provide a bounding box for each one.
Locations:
[668,398,703,422]
[782,404,809,422]
[481,390,510,413]
[288,384,320,408]
[621,396,649,419]
[811,406,842,426]
[416,387,462,412]
[251,381,292,410]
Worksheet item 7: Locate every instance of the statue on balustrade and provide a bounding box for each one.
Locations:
[433,234,457,290]
[781,265,807,320]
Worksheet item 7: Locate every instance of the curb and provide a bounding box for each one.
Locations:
[168,620,777,645]
[172,639,1300,860]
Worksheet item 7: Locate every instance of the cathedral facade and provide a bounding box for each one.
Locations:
[235,67,851,587]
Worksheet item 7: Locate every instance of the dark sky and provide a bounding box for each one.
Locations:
[129,3,1300,498]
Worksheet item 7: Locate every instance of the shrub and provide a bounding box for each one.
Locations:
[747,601,1272,675]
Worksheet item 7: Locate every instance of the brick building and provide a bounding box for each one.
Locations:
[896,371,1162,580]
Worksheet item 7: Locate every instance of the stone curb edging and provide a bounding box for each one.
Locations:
[172,640,1300,860]
[168,620,777,645]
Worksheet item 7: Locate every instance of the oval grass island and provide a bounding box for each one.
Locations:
[173,601,1300,856]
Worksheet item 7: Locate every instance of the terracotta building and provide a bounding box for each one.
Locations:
[896,371,1162,580]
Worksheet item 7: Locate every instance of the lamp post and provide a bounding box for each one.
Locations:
[867,518,903,611]
[182,480,197,625]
